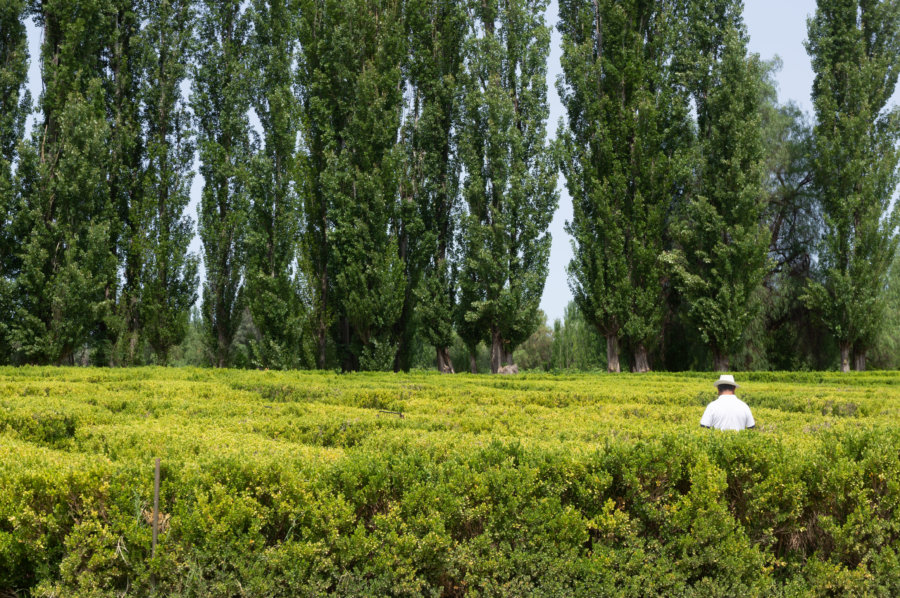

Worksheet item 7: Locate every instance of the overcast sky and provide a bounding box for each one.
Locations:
[22,0,898,323]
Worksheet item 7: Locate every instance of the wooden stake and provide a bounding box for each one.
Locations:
[152,457,160,558]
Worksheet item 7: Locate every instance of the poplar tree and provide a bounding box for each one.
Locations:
[557,0,691,373]
[663,0,768,371]
[245,0,304,369]
[458,0,558,374]
[297,0,330,369]
[192,0,254,367]
[804,0,900,372]
[298,0,407,371]
[12,0,118,364]
[402,0,467,373]
[139,0,200,364]
[0,0,30,363]
[108,0,144,363]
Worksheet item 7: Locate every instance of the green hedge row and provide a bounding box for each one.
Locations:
[4,428,900,597]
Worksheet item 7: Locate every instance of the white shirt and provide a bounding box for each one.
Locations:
[700,395,755,431]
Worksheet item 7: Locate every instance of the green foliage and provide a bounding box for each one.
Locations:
[453,259,488,372]
[4,0,199,368]
[244,0,307,370]
[870,251,900,369]
[664,1,769,371]
[297,0,408,372]
[168,308,210,367]
[12,0,119,365]
[751,64,826,372]
[135,0,200,366]
[4,0,898,378]
[515,310,552,371]
[401,0,467,373]
[557,0,692,373]
[5,368,900,593]
[192,0,254,367]
[448,332,491,374]
[458,0,558,373]
[0,0,29,175]
[803,0,900,371]
[551,302,606,371]
[296,0,332,370]
[0,0,30,365]
[106,0,145,366]
[416,265,458,371]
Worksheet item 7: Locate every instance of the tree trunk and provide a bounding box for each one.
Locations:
[341,317,354,372]
[839,341,850,373]
[315,217,329,369]
[217,320,227,368]
[469,351,477,374]
[633,344,650,373]
[606,334,620,373]
[713,350,729,372]
[502,345,514,367]
[316,326,326,370]
[854,350,866,372]
[490,327,503,374]
[392,267,414,373]
[436,347,455,374]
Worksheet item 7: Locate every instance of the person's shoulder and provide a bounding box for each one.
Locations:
[734,396,753,415]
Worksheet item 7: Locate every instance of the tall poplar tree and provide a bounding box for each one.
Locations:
[804,0,900,372]
[13,0,118,364]
[245,0,305,369]
[0,0,30,363]
[298,0,407,371]
[401,0,467,373]
[557,0,691,373]
[108,0,144,364]
[192,0,254,367]
[296,0,329,369]
[458,0,558,374]
[663,0,768,371]
[138,0,200,364]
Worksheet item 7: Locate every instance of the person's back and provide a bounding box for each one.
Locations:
[701,374,755,431]
[701,394,755,431]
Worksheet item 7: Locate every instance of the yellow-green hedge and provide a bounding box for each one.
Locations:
[3,367,900,596]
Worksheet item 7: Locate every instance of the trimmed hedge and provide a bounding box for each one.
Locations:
[2,368,900,596]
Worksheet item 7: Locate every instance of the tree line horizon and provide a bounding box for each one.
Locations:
[1,0,898,374]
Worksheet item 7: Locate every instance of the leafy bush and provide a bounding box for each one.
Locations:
[3,368,900,595]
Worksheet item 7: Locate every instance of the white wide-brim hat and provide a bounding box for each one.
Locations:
[713,374,739,388]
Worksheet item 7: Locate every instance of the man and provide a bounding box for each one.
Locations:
[700,374,755,431]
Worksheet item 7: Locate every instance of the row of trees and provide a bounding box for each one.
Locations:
[0,0,558,372]
[1,0,199,368]
[558,0,900,373]
[1,0,898,372]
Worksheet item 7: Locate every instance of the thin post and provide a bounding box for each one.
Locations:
[152,457,160,558]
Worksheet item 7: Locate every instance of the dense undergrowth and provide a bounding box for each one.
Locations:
[2,367,900,596]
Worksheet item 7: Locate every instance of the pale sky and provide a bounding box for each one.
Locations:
[22,0,898,323]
